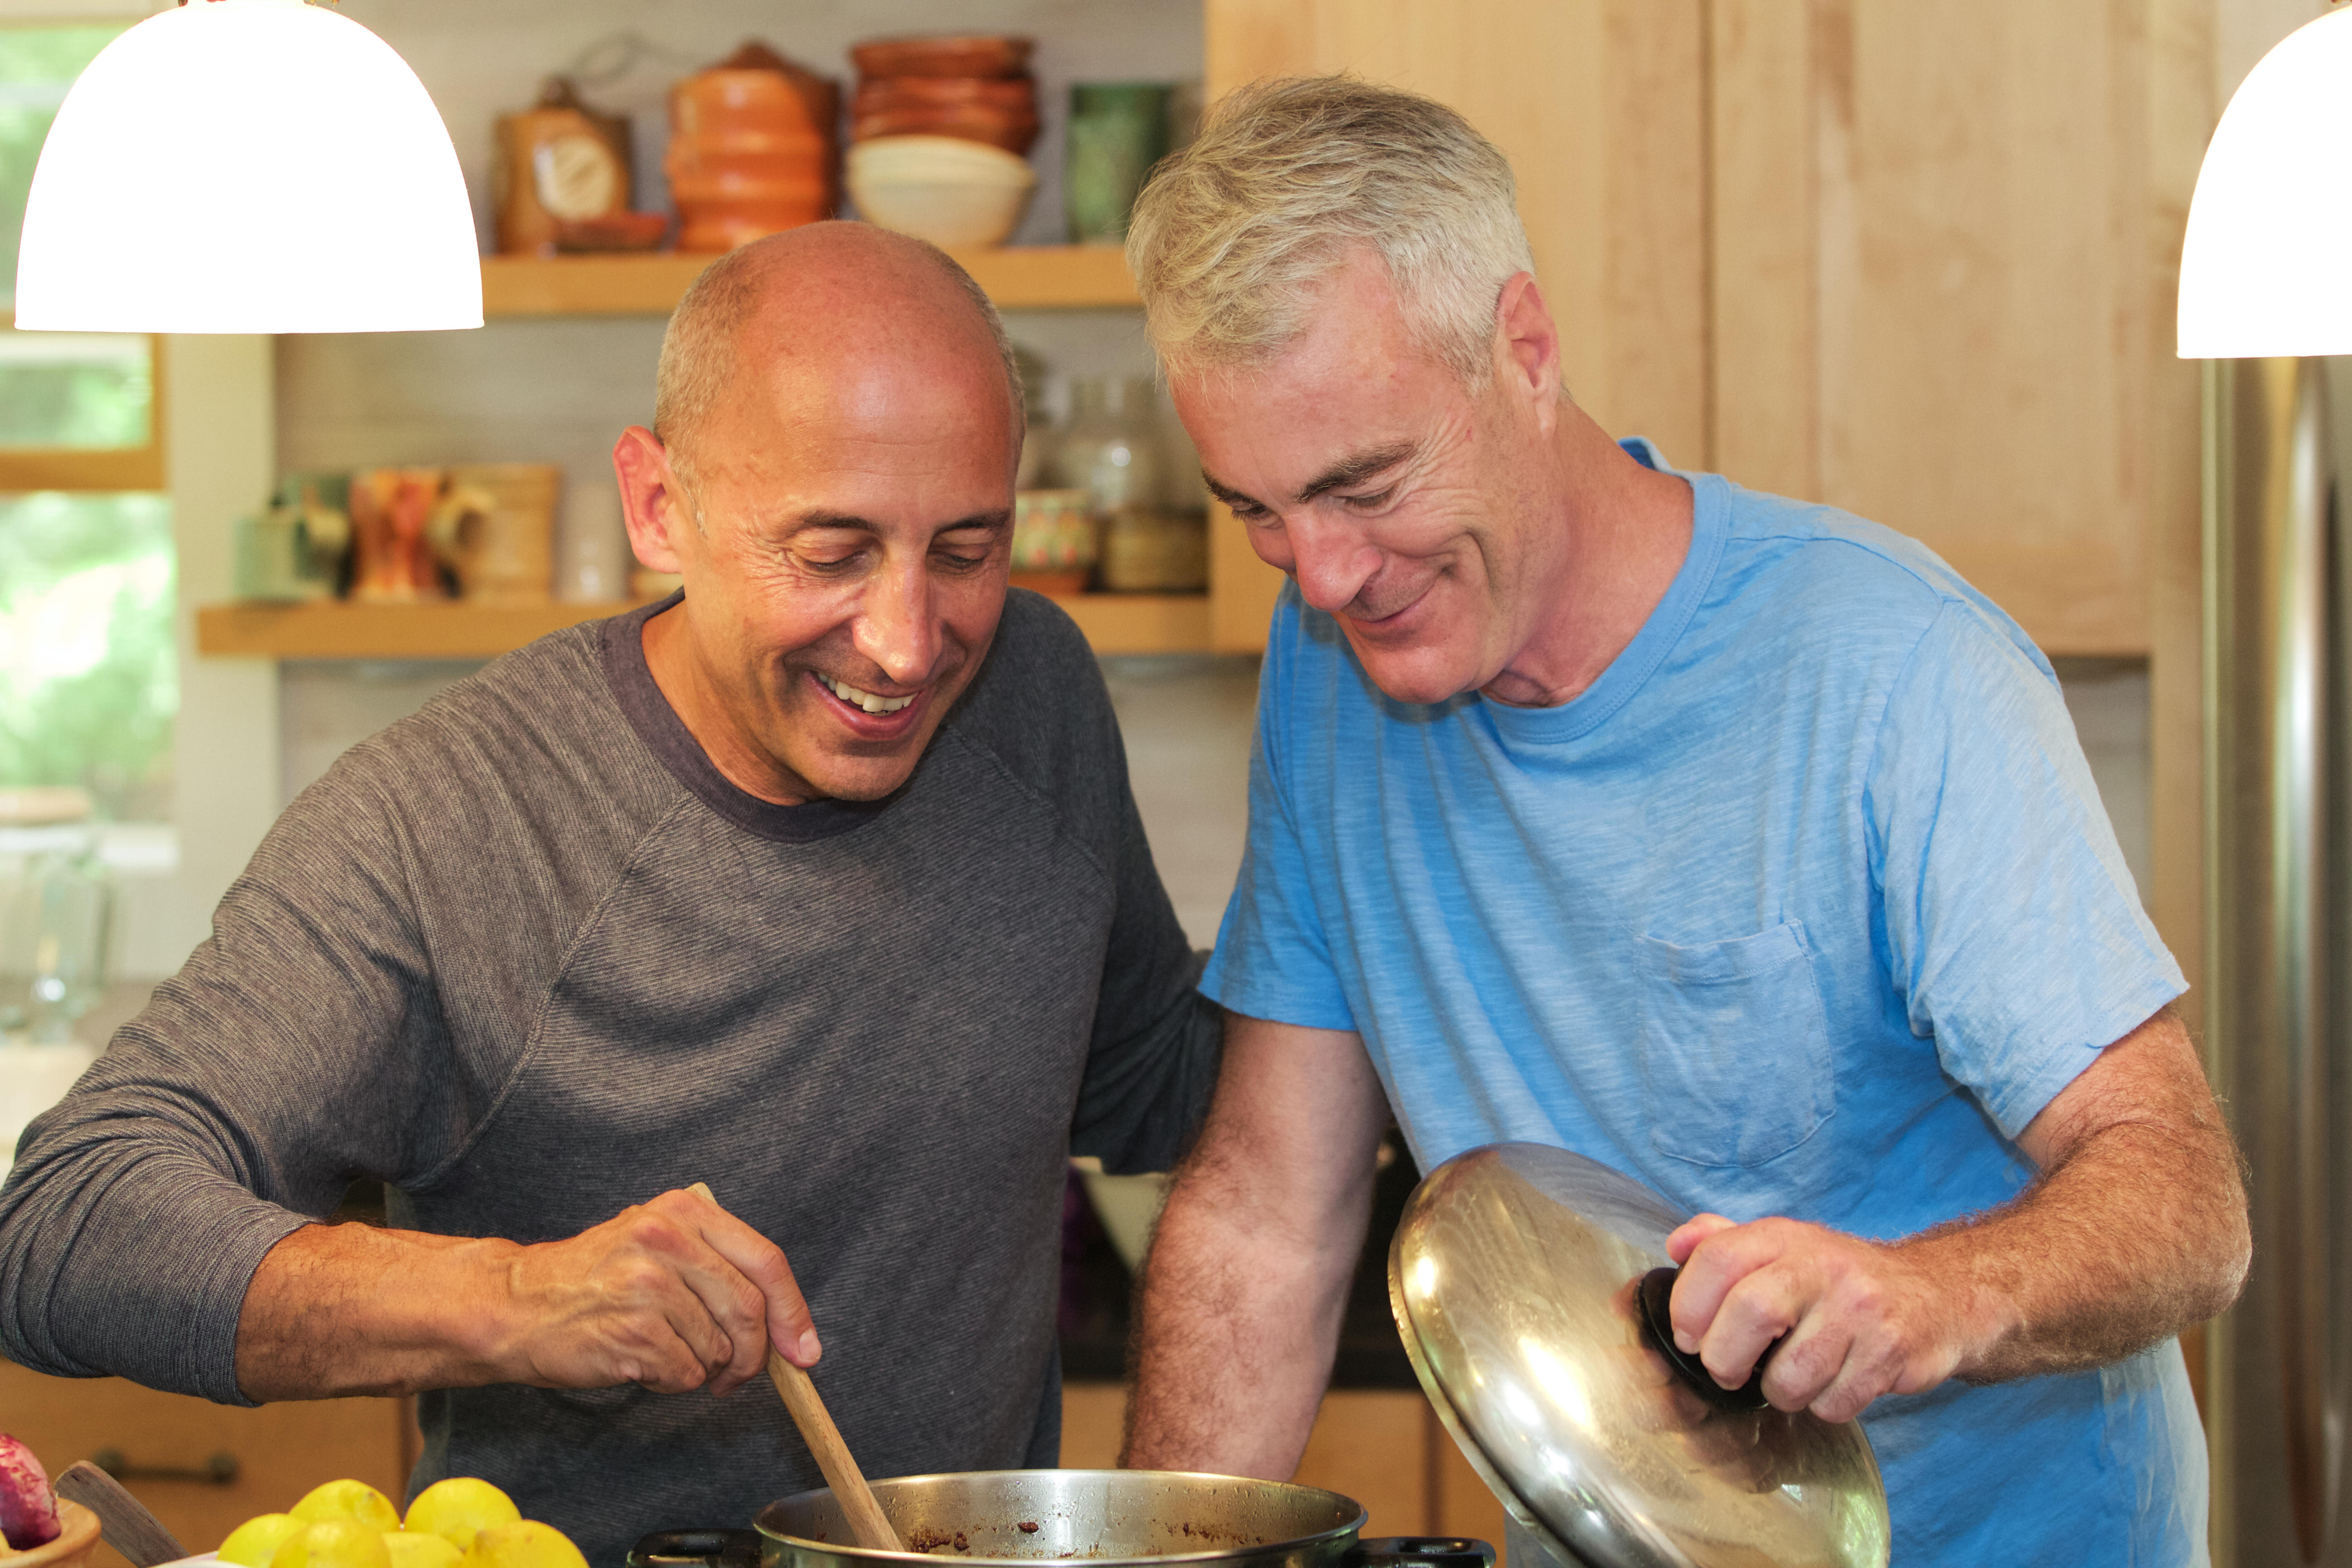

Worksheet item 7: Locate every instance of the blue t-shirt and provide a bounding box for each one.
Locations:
[1200,441,2205,1566]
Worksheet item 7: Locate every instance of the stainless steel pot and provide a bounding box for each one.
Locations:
[630,1470,1493,1568]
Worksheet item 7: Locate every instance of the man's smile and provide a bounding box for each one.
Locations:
[817,671,917,714]
[808,668,928,740]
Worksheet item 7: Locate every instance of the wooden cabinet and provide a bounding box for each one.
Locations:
[1061,1384,1505,1550]
[1708,2,2205,660]
[0,1362,411,1568]
[1201,0,2209,659]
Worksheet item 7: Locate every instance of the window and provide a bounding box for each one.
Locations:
[0,18,172,822]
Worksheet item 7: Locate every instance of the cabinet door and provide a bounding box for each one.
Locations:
[1710,1,2204,656]
[0,1362,411,1568]
[1200,0,1710,653]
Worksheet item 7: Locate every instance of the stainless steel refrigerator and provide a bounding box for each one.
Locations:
[2206,353,2352,1567]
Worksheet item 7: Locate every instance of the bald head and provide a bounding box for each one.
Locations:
[655,222,1025,487]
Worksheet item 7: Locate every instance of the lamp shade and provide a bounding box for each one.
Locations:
[14,0,481,333]
[2177,7,2352,358]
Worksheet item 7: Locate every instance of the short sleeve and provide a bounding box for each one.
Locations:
[1866,600,2185,1137]
[1197,595,1356,1031]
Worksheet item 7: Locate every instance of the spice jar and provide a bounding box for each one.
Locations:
[1055,376,1161,519]
[1054,377,1206,593]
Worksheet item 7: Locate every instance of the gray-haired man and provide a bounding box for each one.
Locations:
[1117,77,2245,1567]
[0,223,1219,1564]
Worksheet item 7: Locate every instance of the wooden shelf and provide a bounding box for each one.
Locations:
[197,600,650,660]
[1051,591,1212,654]
[480,245,1138,317]
[197,591,1210,661]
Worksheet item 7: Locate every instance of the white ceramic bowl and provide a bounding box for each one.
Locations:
[848,135,1037,249]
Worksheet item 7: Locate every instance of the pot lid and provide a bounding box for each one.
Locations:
[1387,1143,1890,1568]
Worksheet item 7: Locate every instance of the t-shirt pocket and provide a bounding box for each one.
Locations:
[1632,920,1835,1167]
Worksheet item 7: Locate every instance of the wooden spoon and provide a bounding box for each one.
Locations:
[686,1183,902,1553]
[53,1461,186,1568]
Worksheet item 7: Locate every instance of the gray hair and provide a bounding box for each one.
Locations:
[1126,75,1536,385]
[654,229,1025,491]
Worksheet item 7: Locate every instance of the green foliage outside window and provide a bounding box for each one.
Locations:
[0,25,119,301]
[0,24,175,825]
[0,331,150,448]
[0,494,175,821]
[0,27,152,447]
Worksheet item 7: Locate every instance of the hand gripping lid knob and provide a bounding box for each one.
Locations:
[1386,1143,1890,1568]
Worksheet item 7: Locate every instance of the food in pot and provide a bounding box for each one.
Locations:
[0,1436,58,1551]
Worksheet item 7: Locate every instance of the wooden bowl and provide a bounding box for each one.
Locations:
[14,1499,101,1568]
[853,77,1036,112]
[851,108,1039,156]
[851,36,1032,80]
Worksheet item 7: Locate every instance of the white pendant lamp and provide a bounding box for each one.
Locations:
[14,0,481,334]
[2177,6,2352,358]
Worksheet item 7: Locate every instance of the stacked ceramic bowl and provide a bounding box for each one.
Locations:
[846,136,1036,248]
[849,36,1038,151]
[847,35,1039,249]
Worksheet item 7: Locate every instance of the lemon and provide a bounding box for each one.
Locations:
[403,1479,522,1554]
[383,1532,464,1568]
[461,1521,588,1568]
[220,1514,307,1568]
[272,1519,395,1568]
[290,1480,403,1536]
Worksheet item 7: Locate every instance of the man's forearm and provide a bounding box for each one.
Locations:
[1667,1008,2250,1419]
[1121,1014,1391,1474]
[1120,1141,1369,1476]
[235,1223,517,1401]
[1917,1075,2249,1384]
[237,1186,818,1403]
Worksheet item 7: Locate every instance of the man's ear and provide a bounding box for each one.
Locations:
[612,425,688,574]
[1491,271,1563,431]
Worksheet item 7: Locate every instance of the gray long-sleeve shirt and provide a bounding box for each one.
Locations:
[0,590,1220,1565]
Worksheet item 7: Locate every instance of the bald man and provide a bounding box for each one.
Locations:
[0,225,1219,1560]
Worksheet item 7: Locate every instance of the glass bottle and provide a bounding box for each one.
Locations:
[1054,376,1162,521]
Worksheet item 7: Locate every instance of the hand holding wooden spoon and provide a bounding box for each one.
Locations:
[686,1183,902,1553]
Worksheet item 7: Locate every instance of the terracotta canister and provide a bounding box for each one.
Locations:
[667,42,837,253]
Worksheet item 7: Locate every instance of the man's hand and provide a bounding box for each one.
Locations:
[1652,1005,2248,1422]
[491,1187,818,1396]
[235,1186,819,1402]
[1662,1213,1966,1422]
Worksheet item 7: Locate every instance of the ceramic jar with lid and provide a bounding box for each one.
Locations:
[667,41,838,253]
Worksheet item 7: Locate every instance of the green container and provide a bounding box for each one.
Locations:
[1064,82,1173,245]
